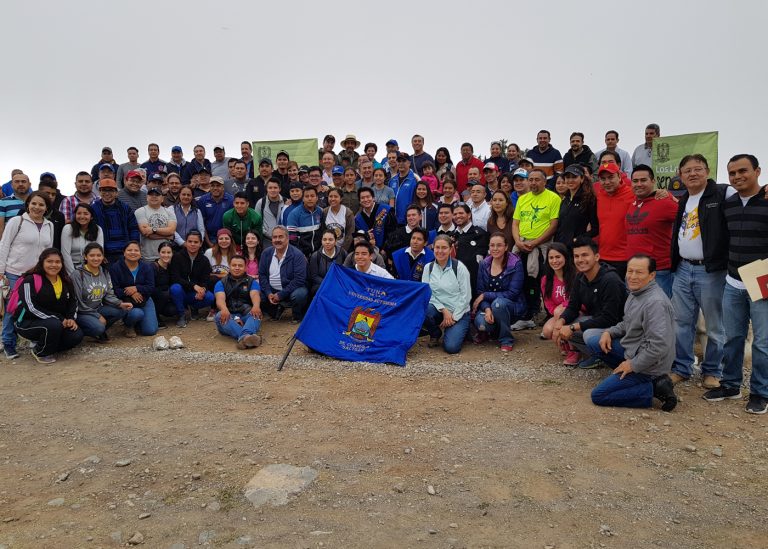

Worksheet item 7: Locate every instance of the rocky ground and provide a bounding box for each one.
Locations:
[0,320,766,549]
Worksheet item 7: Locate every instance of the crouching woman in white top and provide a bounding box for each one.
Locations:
[421,234,472,354]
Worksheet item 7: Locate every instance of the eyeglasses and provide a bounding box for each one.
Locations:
[100,188,117,193]
[681,167,706,176]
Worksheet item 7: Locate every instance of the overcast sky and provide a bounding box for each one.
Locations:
[2,0,766,193]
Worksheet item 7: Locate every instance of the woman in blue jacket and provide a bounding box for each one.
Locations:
[472,233,526,351]
[109,241,159,336]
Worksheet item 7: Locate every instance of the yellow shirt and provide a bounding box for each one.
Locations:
[52,276,63,299]
[513,189,561,240]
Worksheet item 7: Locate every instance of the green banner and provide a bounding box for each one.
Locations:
[653,131,718,190]
[251,138,319,168]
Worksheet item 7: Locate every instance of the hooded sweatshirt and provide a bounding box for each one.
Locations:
[0,213,54,276]
[594,181,634,262]
[72,265,123,317]
[605,280,674,377]
[560,263,628,331]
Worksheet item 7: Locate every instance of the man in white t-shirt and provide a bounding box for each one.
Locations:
[354,241,393,279]
[134,188,177,261]
[468,183,491,230]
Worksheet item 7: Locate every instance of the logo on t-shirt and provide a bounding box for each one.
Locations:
[679,207,700,241]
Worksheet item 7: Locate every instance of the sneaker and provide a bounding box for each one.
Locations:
[175,317,188,329]
[510,319,536,331]
[243,334,262,348]
[94,333,110,344]
[702,375,721,389]
[500,344,514,352]
[472,332,489,345]
[124,326,137,338]
[702,386,742,402]
[539,331,547,340]
[168,336,184,350]
[669,373,688,385]
[427,336,441,348]
[270,305,285,321]
[4,349,20,360]
[577,356,603,369]
[32,349,56,364]
[236,337,248,350]
[157,320,168,330]
[653,374,678,412]
[563,351,581,366]
[206,310,216,322]
[746,394,768,415]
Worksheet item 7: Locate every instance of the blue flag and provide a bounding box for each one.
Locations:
[295,263,431,366]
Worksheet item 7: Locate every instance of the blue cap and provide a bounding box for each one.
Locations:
[99,163,116,172]
[40,172,57,181]
[149,173,163,182]
[386,139,398,147]
[332,166,344,176]
[171,146,183,153]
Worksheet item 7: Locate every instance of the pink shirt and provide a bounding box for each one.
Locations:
[541,274,569,315]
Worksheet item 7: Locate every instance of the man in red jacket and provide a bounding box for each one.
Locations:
[594,163,634,279]
[455,142,485,195]
[625,165,678,297]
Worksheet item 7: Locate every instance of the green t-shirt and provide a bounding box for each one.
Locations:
[512,189,561,240]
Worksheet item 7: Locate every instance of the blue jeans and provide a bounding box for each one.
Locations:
[591,371,654,408]
[423,304,470,354]
[215,311,261,341]
[169,284,215,316]
[77,305,129,338]
[123,298,158,335]
[473,297,522,346]
[262,287,309,321]
[584,328,625,367]
[721,283,768,398]
[671,263,725,379]
[655,269,672,298]
[2,273,20,352]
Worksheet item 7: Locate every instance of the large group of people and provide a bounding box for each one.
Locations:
[1,129,766,416]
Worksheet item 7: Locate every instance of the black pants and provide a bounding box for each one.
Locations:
[152,289,176,319]
[518,250,544,321]
[15,317,84,357]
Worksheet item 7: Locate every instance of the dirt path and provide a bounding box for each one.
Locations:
[0,322,766,548]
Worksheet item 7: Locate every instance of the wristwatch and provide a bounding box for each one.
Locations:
[569,324,577,331]
[152,227,157,234]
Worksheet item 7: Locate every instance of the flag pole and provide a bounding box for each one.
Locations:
[277,335,298,371]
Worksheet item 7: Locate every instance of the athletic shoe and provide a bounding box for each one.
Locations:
[669,373,688,385]
[124,326,137,338]
[563,351,581,366]
[577,356,603,369]
[500,344,514,352]
[175,317,188,329]
[427,336,441,348]
[4,349,20,360]
[472,332,489,345]
[32,349,56,364]
[236,337,248,350]
[270,305,285,321]
[702,386,742,402]
[745,394,768,415]
[510,319,536,331]
[206,310,216,322]
[702,375,721,389]
[243,334,263,348]
[157,320,168,330]
[539,331,547,340]
[652,374,678,412]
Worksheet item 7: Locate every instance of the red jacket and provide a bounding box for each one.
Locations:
[625,193,678,270]
[594,181,634,262]
[455,157,486,194]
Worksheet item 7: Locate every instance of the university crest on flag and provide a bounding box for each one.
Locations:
[295,264,431,366]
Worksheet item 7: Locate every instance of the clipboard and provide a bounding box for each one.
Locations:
[738,258,768,302]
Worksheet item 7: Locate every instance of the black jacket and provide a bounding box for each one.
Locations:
[308,248,347,294]
[670,179,729,273]
[453,224,489,295]
[169,249,212,291]
[560,263,627,331]
[555,187,598,245]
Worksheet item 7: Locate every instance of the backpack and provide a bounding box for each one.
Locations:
[424,259,459,279]
[6,274,43,317]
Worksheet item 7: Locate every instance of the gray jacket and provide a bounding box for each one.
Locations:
[605,280,674,377]
[72,266,123,317]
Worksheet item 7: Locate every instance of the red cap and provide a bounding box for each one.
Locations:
[126,170,143,180]
[597,163,620,175]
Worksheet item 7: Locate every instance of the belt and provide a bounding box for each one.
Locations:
[682,258,705,266]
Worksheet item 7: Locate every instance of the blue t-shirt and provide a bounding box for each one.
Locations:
[214,279,260,293]
[0,195,25,219]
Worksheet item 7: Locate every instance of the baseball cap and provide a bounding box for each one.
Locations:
[323,134,335,143]
[196,167,211,175]
[353,229,368,238]
[98,178,117,189]
[213,145,225,151]
[512,168,528,179]
[598,163,620,175]
[149,173,163,183]
[289,182,304,190]
[483,162,499,172]
[40,172,57,181]
[210,176,224,185]
[99,163,116,172]
[126,169,142,180]
[102,146,112,154]
[276,150,289,159]
[171,146,183,153]
[519,157,534,166]
[564,165,585,177]
[396,152,411,161]
[332,166,344,176]
[259,157,273,167]
[147,187,163,195]
[298,165,309,174]
[386,139,398,147]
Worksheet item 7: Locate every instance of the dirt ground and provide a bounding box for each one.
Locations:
[0,320,766,549]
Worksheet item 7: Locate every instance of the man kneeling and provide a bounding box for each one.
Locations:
[214,255,263,349]
[586,255,678,411]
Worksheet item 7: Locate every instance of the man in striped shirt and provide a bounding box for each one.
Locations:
[0,171,31,239]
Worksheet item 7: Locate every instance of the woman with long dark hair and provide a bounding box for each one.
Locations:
[540,242,578,364]
[555,165,598,245]
[13,248,84,363]
[61,203,104,274]
[486,190,514,245]
[242,231,262,277]
[172,186,206,246]
[109,241,159,336]
[434,147,454,180]
[151,241,177,328]
[308,229,348,297]
[413,181,437,231]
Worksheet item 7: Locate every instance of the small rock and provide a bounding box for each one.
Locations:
[115,459,132,467]
[599,524,614,536]
[83,455,102,464]
[168,543,186,549]
[449,522,458,528]
[545,545,556,549]
[198,530,216,544]
[127,531,144,545]
[207,501,221,512]
[56,471,70,483]
[427,485,436,495]
[712,447,723,457]
[404,447,412,454]
[428,529,438,535]
[683,445,697,453]
[236,536,253,545]
[310,531,333,535]
[191,473,202,480]
[138,512,151,519]
[47,497,65,507]
[392,483,405,493]
[243,464,318,507]
[2,517,17,523]
[110,531,122,543]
